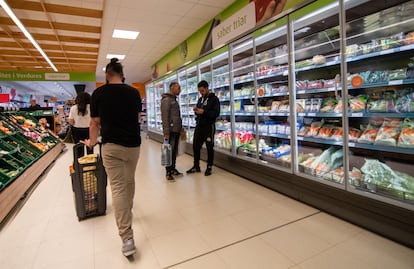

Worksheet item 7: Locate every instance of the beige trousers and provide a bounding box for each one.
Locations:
[102,143,140,242]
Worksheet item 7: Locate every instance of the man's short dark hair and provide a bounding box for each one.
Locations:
[169,81,179,89]
[197,80,209,88]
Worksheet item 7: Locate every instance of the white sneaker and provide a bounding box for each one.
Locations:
[122,238,136,257]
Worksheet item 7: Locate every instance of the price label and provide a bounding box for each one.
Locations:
[351,112,363,117]
[389,80,403,85]
[283,70,288,76]
[349,142,355,147]
[308,113,316,116]
[298,113,305,116]
[297,136,304,141]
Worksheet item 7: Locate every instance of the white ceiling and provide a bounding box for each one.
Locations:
[0,0,236,99]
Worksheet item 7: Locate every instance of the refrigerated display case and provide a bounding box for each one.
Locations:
[343,0,414,204]
[145,0,414,247]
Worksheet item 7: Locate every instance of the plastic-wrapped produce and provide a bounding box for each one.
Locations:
[398,118,414,148]
[361,159,414,196]
[349,95,368,112]
[374,118,402,146]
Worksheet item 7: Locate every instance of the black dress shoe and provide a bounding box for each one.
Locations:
[186,167,201,173]
[165,173,175,181]
[204,167,212,176]
[172,169,183,176]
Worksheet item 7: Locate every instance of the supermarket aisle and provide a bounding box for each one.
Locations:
[0,138,413,269]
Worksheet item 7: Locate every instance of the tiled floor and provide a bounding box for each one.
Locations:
[0,138,413,269]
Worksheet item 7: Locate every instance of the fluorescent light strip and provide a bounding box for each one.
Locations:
[112,29,139,39]
[0,0,58,72]
[106,54,125,60]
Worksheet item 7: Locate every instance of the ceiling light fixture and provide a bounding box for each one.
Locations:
[106,54,126,60]
[0,0,58,72]
[112,29,139,40]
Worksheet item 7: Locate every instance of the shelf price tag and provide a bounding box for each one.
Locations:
[348,142,355,147]
[388,80,403,85]
[297,136,304,141]
[351,112,363,117]
[308,113,316,116]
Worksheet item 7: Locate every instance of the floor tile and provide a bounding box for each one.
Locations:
[293,212,364,245]
[148,228,211,268]
[231,205,291,234]
[169,253,229,269]
[337,231,414,269]
[217,237,295,269]
[194,216,254,249]
[260,221,333,263]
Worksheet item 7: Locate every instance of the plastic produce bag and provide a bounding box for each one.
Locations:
[161,140,172,166]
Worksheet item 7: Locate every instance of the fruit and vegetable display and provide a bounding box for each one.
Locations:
[0,112,60,190]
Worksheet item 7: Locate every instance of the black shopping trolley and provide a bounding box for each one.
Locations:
[70,143,107,221]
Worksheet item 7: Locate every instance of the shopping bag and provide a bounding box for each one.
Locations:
[161,141,172,166]
[63,126,74,143]
[177,140,186,156]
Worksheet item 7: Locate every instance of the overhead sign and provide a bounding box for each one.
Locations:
[212,2,256,49]
[0,71,96,81]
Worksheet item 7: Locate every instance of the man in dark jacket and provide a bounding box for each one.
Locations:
[160,82,183,181]
[187,80,220,176]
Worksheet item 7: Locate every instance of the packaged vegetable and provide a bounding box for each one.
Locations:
[348,128,362,142]
[374,118,402,146]
[323,167,344,183]
[358,126,379,144]
[395,88,414,112]
[320,98,337,113]
[368,99,387,112]
[333,99,343,113]
[307,121,324,137]
[361,159,414,194]
[298,126,310,137]
[317,125,334,139]
[349,167,362,186]
[398,118,414,148]
[349,95,368,112]
[330,127,343,141]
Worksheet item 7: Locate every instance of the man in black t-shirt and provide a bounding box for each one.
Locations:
[83,58,141,257]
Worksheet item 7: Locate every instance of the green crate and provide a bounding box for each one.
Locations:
[0,138,18,151]
[10,150,35,165]
[0,159,20,179]
[1,154,25,169]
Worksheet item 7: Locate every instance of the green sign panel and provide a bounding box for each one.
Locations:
[0,71,96,81]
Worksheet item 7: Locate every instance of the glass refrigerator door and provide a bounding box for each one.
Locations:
[254,23,290,170]
[292,2,344,185]
[154,80,165,134]
[212,51,231,153]
[230,38,256,159]
[178,69,189,132]
[345,0,414,206]
[185,65,199,143]
[146,83,156,132]
[199,59,212,84]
